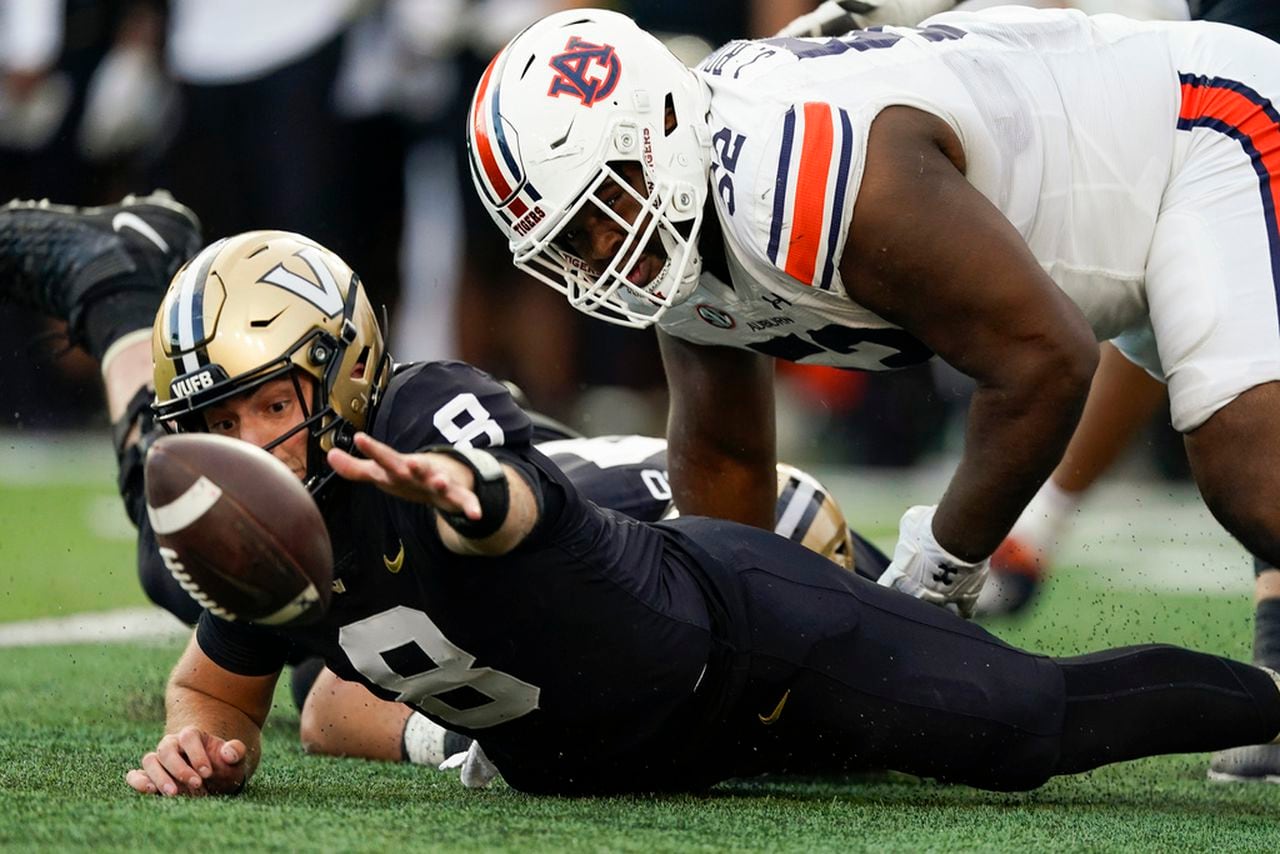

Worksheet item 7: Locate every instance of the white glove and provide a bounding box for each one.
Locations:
[439,741,501,788]
[774,0,958,38]
[877,505,989,618]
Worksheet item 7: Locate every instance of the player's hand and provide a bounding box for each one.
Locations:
[773,1,957,38]
[125,725,247,796]
[328,432,482,520]
[877,505,989,618]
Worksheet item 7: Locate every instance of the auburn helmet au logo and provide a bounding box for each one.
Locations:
[548,36,621,106]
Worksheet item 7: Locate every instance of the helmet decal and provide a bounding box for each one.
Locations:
[258,247,344,318]
[547,36,621,107]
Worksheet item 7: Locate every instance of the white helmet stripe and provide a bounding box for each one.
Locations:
[774,477,817,539]
[170,240,226,374]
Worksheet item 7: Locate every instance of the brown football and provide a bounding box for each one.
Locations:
[144,433,332,625]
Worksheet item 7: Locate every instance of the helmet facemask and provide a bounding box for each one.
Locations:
[515,153,704,328]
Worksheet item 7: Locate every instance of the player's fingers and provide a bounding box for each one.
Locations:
[155,735,202,792]
[336,435,411,484]
[178,727,214,781]
[220,739,246,765]
[141,751,180,797]
[418,470,481,517]
[405,456,447,489]
[444,484,482,518]
[352,432,407,471]
[203,739,247,794]
[327,449,396,488]
[125,768,159,795]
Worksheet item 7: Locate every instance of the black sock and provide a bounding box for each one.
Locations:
[80,281,164,363]
[1254,598,1280,670]
[1054,644,1280,776]
[289,656,327,712]
[443,730,472,759]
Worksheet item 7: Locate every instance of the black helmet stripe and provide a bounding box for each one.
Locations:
[169,239,227,373]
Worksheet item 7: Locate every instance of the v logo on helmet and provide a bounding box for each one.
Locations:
[548,36,621,107]
[258,246,344,318]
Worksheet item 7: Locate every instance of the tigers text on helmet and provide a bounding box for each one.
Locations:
[151,231,390,492]
[467,8,712,328]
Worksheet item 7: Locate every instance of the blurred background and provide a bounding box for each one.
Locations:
[0,0,1244,472]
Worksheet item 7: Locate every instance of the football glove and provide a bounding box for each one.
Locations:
[877,504,989,618]
[774,0,958,38]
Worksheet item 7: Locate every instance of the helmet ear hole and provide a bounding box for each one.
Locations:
[664,93,677,136]
[351,345,370,380]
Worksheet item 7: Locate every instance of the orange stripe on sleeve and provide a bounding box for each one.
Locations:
[784,103,835,285]
[1181,82,1280,228]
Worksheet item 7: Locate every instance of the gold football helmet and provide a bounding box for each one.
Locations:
[775,463,855,573]
[151,230,390,490]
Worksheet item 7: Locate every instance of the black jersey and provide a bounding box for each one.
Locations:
[537,435,673,522]
[131,397,891,622]
[195,361,722,789]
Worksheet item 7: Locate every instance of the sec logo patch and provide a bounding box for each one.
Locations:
[696,304,735,329]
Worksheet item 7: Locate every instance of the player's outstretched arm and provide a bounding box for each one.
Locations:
[328,432,539,556]
[658,330,778,531]
[843,106,1098,563]
[125,634,276,796]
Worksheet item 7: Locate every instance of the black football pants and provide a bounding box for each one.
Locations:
[670,520,1280,791]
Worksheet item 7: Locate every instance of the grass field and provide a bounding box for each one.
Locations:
[2,435,1279,851]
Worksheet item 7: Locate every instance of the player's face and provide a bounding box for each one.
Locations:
[554,161,669,288]
[201,374,312,480]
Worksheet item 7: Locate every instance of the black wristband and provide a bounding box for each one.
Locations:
[424,445,511,539]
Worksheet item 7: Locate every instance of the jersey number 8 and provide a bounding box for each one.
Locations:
[339,605,540,729]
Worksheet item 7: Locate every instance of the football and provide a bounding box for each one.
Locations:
[144,433,333,625]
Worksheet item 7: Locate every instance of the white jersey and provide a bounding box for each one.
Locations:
[659,8,1199,371]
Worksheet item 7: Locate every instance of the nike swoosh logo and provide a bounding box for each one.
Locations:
[112,211,169,253]
[383,541,405,574]
[758,689,790,725]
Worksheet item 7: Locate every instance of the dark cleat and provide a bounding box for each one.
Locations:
[0,191,202,343]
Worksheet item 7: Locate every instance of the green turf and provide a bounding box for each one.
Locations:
[0,482,144,620]
[1,638,1278,852]
[3,479,1280,850]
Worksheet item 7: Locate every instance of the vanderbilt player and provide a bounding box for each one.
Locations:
[0,192,874,771]
[8,199,1280,797]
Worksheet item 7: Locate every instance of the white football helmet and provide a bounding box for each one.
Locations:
[467,8,712,328]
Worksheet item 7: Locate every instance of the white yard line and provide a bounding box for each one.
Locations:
[0,607,190,647]
[0,430,116,485]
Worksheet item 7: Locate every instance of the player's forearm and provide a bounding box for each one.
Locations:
[933,353,1095,561]
[667,435,776,530]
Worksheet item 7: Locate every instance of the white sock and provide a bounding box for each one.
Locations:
[402,712,449,766]
[1007,479,1082,560]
